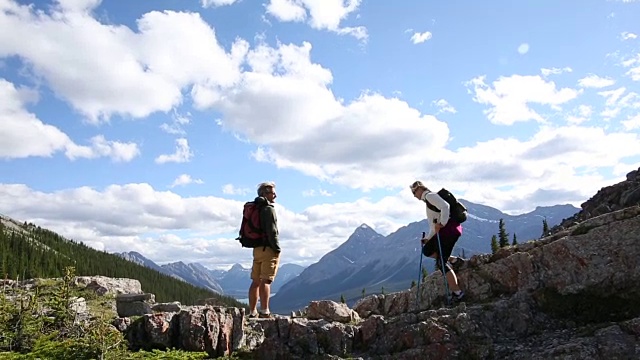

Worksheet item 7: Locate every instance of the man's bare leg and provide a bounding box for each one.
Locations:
[259,279,272,315]
[248,280,259,315]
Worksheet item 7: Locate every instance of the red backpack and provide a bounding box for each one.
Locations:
[237,201,267,248]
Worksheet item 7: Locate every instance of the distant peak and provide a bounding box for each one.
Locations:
[230,263,245,271]
[348,223,382,240]
[354,223,379,235]
[165,261,186,267]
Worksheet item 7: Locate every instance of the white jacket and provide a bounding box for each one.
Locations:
[420,190,450,240]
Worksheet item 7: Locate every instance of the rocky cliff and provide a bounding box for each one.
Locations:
[117,203,640,359]
[552,166,640,232]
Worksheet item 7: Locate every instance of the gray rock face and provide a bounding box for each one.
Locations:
[116,293,155,317]
[116,299,153,318]
[74,276,143,295]
[553,165,640,231]
[125,306,245,358]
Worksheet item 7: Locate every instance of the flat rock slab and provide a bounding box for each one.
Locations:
[116,293,155,303]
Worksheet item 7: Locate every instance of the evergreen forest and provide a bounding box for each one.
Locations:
[0,219,244,307]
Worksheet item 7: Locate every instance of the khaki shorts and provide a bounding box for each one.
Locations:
[251,247,280,282]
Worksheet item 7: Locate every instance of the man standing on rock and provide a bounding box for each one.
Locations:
[410,180,465,301]
[248,181,281,319]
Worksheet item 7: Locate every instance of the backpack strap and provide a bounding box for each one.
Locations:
[424,198,441,213]
[255,202,270,239]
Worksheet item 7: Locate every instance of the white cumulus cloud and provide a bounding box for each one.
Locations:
[0,182,416,268]
[621,114,640,130]
[621,54,640,81]
[160,111,191,135]
[467,74,581,125]
[541,67,573,77]
[66,135,141,162]
[566,105,593,125]
[155,138,194,164]
[0,1,247,122]
[432,99,456,114]
[222,184,250,196]
[201,0,240,8]
[597,87,640,121]
[0,78,139,162]
[265,0,367,40]
[170,174,204,188]
[578,74,615,88]
[410,31,432,44]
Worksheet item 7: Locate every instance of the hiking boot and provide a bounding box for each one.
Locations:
[247,312,258,319]
[258,312,272,319]
[450,257,467,272]
[452,290,465,302]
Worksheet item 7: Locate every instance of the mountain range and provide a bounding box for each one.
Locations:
[3,196,579,310]
[115,251,305,298]
[269,201,579,313]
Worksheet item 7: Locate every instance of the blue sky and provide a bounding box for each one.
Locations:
[1,0,639,270]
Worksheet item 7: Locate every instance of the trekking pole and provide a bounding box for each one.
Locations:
[416,232,425,302]
[436,232,451,305]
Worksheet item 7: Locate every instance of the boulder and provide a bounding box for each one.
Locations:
[152,301,181,313]
[306,300,360,323]
[74,276,143,296]
[116,293,155,317]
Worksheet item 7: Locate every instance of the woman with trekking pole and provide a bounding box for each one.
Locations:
[410,180,465,304]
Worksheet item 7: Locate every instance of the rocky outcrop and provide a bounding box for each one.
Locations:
[121,203,640,359]
[552,166,640,232]
[352,205,640,321]
[232,206,640,359]
[123,306,245,358]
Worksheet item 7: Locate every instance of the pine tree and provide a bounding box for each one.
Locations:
[421,266,428,281]
[410,280,416,288]
[498,219,509,248]
[361,288,366,299]
[512,233,518,246]
[542,218,550,238]
[340,294,346,303]
[490,235,499,254]
[381,286,385,295]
